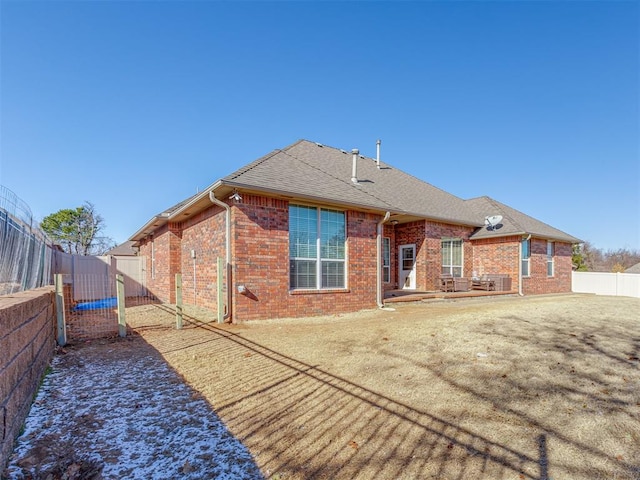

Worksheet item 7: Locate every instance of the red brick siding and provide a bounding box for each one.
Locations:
[180,205,227,312]
[231,195,380,322]
[231,195,290,321]
[394,221,427,289]
[424,221,475,290]
[393,221,475,290]
[522,239,573,294]
[137,224,181,303]
[471,236,521,291]
[138,194,575,320]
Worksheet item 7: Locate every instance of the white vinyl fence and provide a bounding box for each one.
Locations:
[572,272,640,298]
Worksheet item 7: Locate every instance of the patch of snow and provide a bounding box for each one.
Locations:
[5,347,264,479]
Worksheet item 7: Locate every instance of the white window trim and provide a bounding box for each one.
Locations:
[547,241,555,277]
[289,205,347,290]
[382,237,391,283]
[522,238,531,277]
[441,238,464,277]
[150,237,155,280]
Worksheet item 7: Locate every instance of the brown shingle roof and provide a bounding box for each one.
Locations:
[222,139,481,226]
[465,196,581,243]
[130,139,580,244]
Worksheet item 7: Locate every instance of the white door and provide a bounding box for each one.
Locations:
[398,244,416,290]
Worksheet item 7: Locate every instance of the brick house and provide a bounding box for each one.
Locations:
[130,139,580,322]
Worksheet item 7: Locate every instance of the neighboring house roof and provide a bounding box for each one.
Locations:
[130,139,580,244]
[105,241,138,256]
[466,196,581,244]
[625,262,640,274]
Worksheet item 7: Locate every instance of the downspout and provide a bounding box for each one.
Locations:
[209,191,232,321]
[518,234,531,296]
[376,211,391,308]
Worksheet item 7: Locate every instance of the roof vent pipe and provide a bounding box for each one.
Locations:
[376,139,381,168]
[351,149,359,184]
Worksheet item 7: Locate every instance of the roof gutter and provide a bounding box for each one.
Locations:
[167,180,223,219]
[376,211,391,308]
[209,190,232,322]
[129,213,170,242]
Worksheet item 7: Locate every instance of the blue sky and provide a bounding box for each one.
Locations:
[1,1,638,251]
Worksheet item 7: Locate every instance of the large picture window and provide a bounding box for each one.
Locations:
[289,205,346,289]
[441,239,463,277]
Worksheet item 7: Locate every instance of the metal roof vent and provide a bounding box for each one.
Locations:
[315,142,323,147]
[376,139,381,168]
[351,149,359,184]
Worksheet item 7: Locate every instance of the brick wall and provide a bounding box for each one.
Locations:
[231,195,380,321]
[393,220,475,291]
[180,204,227,313]
[472,236,521,291]
[137,195,575,321]
[522,239,573,294]
[394,221,427,289]
[424,221,475,290]
[138,224,182,303]
[0,288,56,469]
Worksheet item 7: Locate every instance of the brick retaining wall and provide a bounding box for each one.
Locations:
[0,287,56,470]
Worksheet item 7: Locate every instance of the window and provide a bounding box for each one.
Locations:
[547,241,555,277]
[521,238,531,277]
[382,237,391,283]
[150,238,155,280]
[441,239,463,277]
[289,205,346,289]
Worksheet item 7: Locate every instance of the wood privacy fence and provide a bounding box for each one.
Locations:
[52,252,146,300]
[572,271,640,298]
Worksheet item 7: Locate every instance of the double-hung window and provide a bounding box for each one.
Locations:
[150,237,155,280]
[441,239,463,277]
[289,205,346,289]
[547,241,555,277]
[522,238,531,277]
[382,237,391,283]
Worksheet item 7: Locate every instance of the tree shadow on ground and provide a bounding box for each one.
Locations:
[133,309,568,480]
[128,297,640,480]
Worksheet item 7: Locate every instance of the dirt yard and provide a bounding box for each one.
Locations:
[129,294,640,480]
[6,293,640,480]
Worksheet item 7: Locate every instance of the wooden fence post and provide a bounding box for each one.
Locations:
[176,273,183,329]
[54,274,66,346]
[116,274,126,337]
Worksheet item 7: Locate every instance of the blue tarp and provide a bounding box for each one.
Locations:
[73,297,117,311]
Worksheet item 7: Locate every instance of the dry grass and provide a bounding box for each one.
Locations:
[128,294,640,480]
